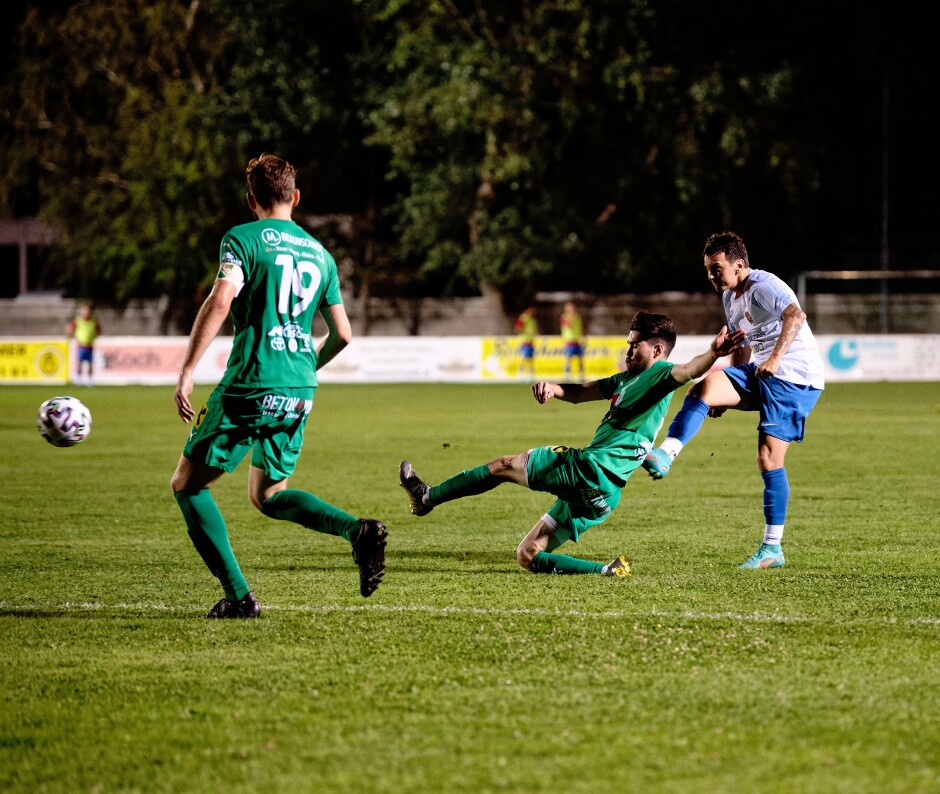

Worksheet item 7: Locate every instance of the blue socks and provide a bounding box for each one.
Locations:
[667,396,710,445]
[761,468,789,526]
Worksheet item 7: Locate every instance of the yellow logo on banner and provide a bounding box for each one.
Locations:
[480,336,630,381]
[0,339,69,384]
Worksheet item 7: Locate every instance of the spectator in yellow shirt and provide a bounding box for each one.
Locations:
[513,305,539,379]
[66,303,101,386]
[560,301,585,380]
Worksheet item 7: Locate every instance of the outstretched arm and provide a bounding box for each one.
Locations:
[669,325,747,385]
[532,380,606,405]
[174,280,236,422]
[315,302,353,370]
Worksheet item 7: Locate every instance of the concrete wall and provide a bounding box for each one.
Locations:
[802,293,940,334]
[1,291,937,337]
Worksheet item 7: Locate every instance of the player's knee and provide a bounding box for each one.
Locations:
[757,448,785,471]
[687,376,710,400]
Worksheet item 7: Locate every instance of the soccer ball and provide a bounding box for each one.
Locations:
[37,395,92,447]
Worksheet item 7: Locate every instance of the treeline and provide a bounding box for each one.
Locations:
[0,0,927,332]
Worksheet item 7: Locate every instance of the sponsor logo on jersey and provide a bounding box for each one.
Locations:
[575,487,612,518]
[267,322,313,354]
[261,228,321,252]
[261,228,282,246]
[260,394,313,418]
[278,232,320,250]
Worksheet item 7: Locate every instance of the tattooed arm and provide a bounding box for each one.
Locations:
[757,303,805,379]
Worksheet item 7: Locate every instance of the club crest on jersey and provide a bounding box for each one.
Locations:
[261,228,282,246]
[745,310,753,323]
[219,251,242,277]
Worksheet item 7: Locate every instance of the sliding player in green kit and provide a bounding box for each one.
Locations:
[171,153,387,618]
[400,312,744,576]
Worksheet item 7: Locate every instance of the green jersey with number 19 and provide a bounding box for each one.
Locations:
[215,218,342,388]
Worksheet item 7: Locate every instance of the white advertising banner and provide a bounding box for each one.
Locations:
[316,337,482,383]
[76,337,232,385]
[9,333,932,386]
[646,335,940,383]
[815,334,940,382]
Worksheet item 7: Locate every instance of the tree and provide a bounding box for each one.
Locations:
[9,0,902,333]
[358,0,813,313]
[3,0,238,330]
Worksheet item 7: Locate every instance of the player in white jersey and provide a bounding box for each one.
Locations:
[642,231,824,569]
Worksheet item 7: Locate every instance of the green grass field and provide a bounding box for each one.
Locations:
[1,381,938,793]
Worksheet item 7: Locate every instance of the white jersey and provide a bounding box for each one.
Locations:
[722,269,825,389]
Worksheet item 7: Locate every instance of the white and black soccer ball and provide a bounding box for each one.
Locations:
[37,395,92,447]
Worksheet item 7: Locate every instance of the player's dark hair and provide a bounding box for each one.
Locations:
[703,230,749,267]
[246,153,297,209]
[630,311,676,356]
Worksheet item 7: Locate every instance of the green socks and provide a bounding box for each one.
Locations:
[429,464,497,505]
[531,551,606,575]
[175,488,361,602]
[260,489,359,543]
[174,488,250,601]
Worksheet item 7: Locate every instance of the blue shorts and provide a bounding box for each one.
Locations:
[564,343,584,357]
[77,345,94,364]
[183,386,315,481]
[519,342,534,359]
[722,364,822,442]
[526,445,623,547]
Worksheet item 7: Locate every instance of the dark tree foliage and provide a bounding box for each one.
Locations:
[0,0,936,330]
[2,0,239,331]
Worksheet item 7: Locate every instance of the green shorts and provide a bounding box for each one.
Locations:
[183,386,316,481]
[526,445,623,548]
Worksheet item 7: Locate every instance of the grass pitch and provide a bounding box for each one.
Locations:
[1,381,938,793]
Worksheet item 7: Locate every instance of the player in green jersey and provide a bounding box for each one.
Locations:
[171,153,387,618]
[400,311,745,575]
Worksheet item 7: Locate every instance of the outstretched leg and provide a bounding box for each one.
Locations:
[643,368,750,479]
[251,467,387,597]
[399,454,523,516]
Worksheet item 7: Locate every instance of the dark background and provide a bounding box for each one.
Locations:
[2,1,938,306]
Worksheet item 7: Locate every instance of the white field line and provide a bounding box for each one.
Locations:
[1,601,938,626]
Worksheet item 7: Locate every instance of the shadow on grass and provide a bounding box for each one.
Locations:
[0,607,193,620]
[253,548,516,574]
[0,608,73,619]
